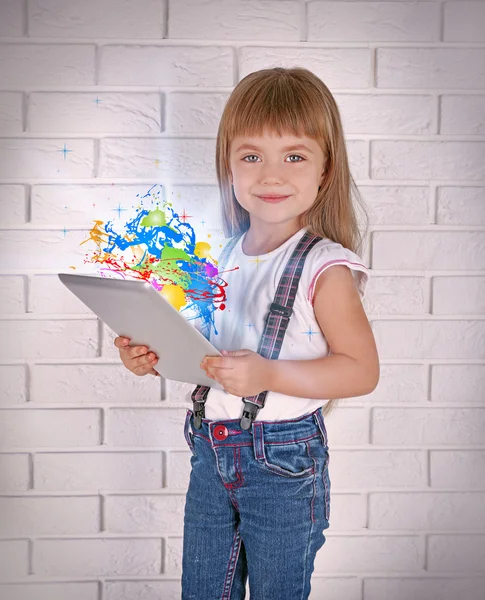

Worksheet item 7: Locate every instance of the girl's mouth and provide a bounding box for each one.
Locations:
[258,195,289,203]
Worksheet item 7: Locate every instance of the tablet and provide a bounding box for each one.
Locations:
[58,272,224,390]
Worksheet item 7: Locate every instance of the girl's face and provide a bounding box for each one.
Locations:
[229,128,325,230]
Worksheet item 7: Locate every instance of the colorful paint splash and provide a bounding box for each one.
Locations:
[79,185,231,339]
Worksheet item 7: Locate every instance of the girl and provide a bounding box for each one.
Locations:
[116,66,379,599]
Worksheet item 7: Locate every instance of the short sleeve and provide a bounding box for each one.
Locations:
[307,241,369,305]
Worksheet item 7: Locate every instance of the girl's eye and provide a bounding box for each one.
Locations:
[242,154,304,163]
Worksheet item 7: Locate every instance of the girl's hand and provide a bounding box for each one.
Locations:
[114,336,160,377]
[200,349,273,397]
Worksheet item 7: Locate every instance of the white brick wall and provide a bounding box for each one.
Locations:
[1,0,484,599]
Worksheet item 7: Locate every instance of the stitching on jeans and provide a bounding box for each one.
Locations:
[193,432,211,443]
[313,410,328,447]
[228,487,239,511]
[306,440,317,524]
[323,454,330,521]
[264,432,321,445]
[221,526,242,600]
[192,433,321,447]
[225,446,245,490]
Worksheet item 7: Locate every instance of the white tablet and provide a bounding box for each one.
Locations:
[58,272,224,390]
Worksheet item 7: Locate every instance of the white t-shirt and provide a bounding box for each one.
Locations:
[185,226,369,421]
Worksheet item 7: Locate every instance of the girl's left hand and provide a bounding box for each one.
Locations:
[200,349,273,397]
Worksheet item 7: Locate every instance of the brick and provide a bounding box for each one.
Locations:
[0,230,97,271]
[34,538,162,576]
[377,48,485,89]
[372,320,485,360]
[107,408,187,448]
[0,365,27,405]
[34,452,163,491]
[0,0,24,37]
[308,1,439,42]
[371,141,485,180]
[0,454,30,492]
[0,319,98,360]
[32,363,162,404]
[372,231,485,270]
[100,137,217,179]
[29,93,162,134]
[100,46,233,86]
[428,534,485,573]
[364,276,427,315]
[0,185,26,226]
[0,44,94,86]
[170,0,300,41]
[366,577,485,600]
[359,186,430,225]
[437,186,485,225]
[444,1,485,42]
[433,276,485,314]
[0,139,94,179]
[29,0,165,39]
[0,583,98,600]
[0,541,29,578]
[372,408,485,446]
[240,47,371,89]
[365,364,426,404]
[0,92,22,134]
[0,408,101,447]
[431,451,485,488]
[0,275,25,314]
[431,365,485,403]
[105,494,186,534]
[105,581,182,600]
[0,495,100,535]
[314,535,423,573]
[329,450,427,489]
[369,491,485,531]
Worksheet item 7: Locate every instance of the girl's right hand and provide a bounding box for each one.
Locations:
[114,336,160,377]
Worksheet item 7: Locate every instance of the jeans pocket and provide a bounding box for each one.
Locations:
[261,440,315,478]
[184,410,196,456]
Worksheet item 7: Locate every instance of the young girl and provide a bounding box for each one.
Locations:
[116,66,379,599]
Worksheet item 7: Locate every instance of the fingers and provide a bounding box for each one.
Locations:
[133,352,158,375]
[114,336,159,377]
[114,336,130,348]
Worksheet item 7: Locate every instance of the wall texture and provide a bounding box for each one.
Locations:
[1,0,485,599]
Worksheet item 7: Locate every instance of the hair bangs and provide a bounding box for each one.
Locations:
[225,76,325,144]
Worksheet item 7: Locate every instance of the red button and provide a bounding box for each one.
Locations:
[213,425,229,441]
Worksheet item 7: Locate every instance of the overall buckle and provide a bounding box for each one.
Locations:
[240,401,259,431]
[193,400,205,429]
[269,302,293,318]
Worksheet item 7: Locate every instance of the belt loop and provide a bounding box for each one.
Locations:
[313,407,328,446]
[252,421,265,460]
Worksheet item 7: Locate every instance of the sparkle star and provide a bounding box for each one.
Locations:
[58,144,72,161]
[179,209,193,223]
[112,203,127,219]
[249,256,266,268]
[301,326,320,342]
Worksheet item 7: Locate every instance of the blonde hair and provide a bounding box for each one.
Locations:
[215,66,370,417]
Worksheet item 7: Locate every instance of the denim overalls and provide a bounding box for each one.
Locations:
[182,231,332,599]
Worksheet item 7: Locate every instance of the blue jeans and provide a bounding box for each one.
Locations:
[182,407,331,599]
